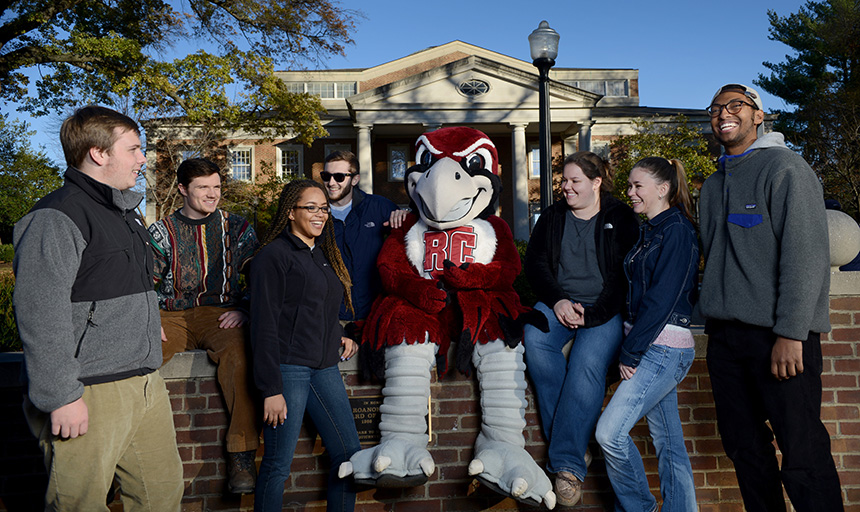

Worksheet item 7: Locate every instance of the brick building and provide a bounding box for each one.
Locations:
[143,41,708,239]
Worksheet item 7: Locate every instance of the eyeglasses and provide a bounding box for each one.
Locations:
[294,205,331,214]
[706,99,758,117]
[320,171,356,183]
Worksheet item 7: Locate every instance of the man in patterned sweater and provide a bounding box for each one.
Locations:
[148,158,260,494]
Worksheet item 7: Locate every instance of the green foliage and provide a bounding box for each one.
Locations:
[609,115,716,206]
[0,0,357,146]
[220,162,292,238]
[0,272,20,352]
[513,239,536,308]
[756,0,860,219]
[0,115,64,244]
[0,244,12,262]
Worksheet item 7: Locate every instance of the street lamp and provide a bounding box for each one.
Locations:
[529,20,559,210]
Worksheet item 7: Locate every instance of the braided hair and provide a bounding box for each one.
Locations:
[258,179,354,316]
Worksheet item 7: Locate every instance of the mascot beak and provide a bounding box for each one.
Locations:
[410,157,491,228]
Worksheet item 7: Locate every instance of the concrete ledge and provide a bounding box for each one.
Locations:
[831,270,860,296]
[159,348,361,380]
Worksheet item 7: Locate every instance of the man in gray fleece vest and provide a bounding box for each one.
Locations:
[700,84,843,511]
[13,106,183,510]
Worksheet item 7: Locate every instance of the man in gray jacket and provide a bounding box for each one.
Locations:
[13,105,184,510]
[700,84,843,511]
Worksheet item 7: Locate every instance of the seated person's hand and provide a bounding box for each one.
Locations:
[218,310,248,329]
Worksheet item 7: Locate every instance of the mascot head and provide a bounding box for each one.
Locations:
[406,127,501,230]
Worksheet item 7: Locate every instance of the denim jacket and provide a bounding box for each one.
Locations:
[620,206,699,367]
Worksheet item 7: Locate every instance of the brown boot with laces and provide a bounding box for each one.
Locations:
[227,450,257,494]
[554,470,583,507]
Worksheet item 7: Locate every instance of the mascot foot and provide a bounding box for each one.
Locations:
[339,438,435,488]
[468,439,555,509]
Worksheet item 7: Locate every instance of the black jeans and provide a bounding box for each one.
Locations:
[706,319,843,512]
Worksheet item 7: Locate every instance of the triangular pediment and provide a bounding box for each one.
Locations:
[347,56,601,125]
[351,55,599,107]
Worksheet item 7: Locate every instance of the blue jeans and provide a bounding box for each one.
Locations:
[255,364,361,512]
[596,344,696,512]
[523,301,623,479]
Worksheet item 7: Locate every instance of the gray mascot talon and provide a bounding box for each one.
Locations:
[467,341,556,509]
[339,342,437,487]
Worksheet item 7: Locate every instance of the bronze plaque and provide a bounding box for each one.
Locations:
[350,395,383,446]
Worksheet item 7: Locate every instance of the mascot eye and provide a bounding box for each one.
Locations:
[463,153,485,173]
[419,149,436,167]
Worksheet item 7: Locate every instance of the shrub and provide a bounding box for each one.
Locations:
[0,272,20,352]
[0,244,13,262]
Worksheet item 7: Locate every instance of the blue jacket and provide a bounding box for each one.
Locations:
[332,188,398,320]
[621,206,699,367]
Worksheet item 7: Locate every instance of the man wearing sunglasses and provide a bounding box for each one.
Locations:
[699,84,843,511]
[323,150,399,323]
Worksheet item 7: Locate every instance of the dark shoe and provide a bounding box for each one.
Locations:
[227,450,257,494]
[555,470,582,507]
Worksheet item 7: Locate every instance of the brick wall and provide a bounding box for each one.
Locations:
[1,275,858,511]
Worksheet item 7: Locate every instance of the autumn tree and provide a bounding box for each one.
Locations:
[756,0,860,218]
[1,0,358,220]
[0,115,63,243]
[610,115,716,220]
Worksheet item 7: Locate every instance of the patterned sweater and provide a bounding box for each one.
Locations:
[148,209,258,311]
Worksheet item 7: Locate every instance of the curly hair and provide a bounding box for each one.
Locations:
[258,179,354,315]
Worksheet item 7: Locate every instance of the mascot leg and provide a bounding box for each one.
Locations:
[468,340,556,509]
[339,341,437,487]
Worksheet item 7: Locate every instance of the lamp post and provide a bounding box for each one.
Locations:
[529,20,559,210]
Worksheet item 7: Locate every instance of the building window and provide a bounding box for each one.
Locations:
[278,145,303,179]
[230,147,253,181]
[389,145,409,182]
[458,79,490,97]
[562,79,628,97]
[325,144,352,158]
[528,145,541,179]
[284,82,357,98]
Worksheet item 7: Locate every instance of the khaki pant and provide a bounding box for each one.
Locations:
[160,306,260,452]
[25,371,184,512]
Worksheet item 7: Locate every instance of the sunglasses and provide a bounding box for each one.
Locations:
[320,171,356,183]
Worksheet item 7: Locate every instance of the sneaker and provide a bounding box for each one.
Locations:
[227,450,257,494]
[555,470,583,507]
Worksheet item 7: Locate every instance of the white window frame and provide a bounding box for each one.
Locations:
[528,145,541,179]
[277,144,303,179]
[229,146,254,182]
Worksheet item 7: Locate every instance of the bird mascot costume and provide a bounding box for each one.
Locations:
[339,127,555,509]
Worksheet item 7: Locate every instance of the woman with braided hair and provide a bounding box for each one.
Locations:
[250,179,361,512]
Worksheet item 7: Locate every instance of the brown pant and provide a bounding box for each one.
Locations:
[161,306,260,453]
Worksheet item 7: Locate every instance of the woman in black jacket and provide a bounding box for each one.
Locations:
[251,179,360,512]
[523,151,639,507]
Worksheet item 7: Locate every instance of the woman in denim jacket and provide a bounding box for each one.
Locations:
[596,157,699,512]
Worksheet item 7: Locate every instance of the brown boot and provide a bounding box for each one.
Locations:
[227,450,257,494]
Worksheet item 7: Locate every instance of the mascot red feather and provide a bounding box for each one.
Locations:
[339,127,555,508]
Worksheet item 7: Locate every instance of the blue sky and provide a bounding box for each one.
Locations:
[6,0,808,164]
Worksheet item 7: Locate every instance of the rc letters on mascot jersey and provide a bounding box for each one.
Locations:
[339,127,557,509]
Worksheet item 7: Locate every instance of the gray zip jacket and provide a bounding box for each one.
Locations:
[699,132,831,340]
[13,168,162,413]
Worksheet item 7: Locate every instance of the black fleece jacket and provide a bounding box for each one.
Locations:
[250,231,345,399]
[525,194,639,327]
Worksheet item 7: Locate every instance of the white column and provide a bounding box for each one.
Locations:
[578,120,594,153]
[144,143,158,225]
[510,123,529,241]
[355,123,373,193]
